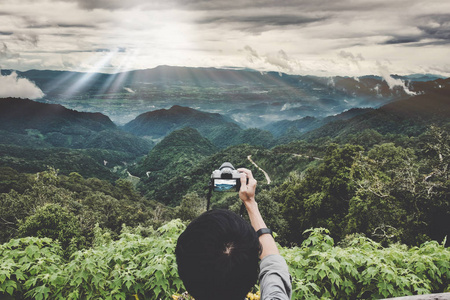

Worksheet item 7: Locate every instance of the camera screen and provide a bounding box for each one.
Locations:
[213,179,237,192]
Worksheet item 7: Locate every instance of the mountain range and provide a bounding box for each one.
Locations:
[3,66,448,127]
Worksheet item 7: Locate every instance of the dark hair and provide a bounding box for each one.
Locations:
[175,209,261,300]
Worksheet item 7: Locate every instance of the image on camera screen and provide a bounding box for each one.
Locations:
[213,179,237,192]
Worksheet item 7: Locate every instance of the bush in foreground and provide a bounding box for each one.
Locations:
[1,221,449,299]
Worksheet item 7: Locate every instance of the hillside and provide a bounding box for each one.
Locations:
[0,97,114,133]
[0,98,153,155]
[264,108,374,138]
[0,144,121,181]
[123,105,276,148]
[131,127,218,203]
[301,85,450,142]
[136,127,218,174]
[123,105,240,138]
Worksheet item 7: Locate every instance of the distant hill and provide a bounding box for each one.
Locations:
[0,98,153,155]
[264,108,373,138]
[123,105,278,148]
[0,97,114,133]
[123,105,239,137]
[301,82,450,141]
[392,74,447,82]
[264,116,319,137]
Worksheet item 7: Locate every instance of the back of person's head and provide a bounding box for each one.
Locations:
[175,209,261,300]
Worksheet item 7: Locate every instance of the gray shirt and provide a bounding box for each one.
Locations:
[259,254,292,300]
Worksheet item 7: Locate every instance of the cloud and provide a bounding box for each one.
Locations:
[2,0,450,76]
[383,37,421,45]
[196,13,327,33]
[243,45,259,63]
[376,62,416,96]
[58,0,153,10]
[382,13,450,46]
[0,72,45,99]
[265,50,293,72]
[338,51,364,68]
[13,32,39,46]
[243,46,298,73]
[0,43,20,59]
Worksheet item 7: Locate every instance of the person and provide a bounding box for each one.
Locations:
[175,168,292,300]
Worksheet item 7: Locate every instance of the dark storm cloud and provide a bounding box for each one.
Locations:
[384,37,422,45]
[197,14,327,27]
[417,15,450,42]
[57,23,97,28]
[61,0,153,10]
[0,32,13,36]
[383,13,450,46]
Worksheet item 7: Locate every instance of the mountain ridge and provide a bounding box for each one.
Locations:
[0,98,153,155]
[301,88,450,141]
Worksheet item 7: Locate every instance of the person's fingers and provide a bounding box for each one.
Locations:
[238,168,254,180]
[239,172,248,192]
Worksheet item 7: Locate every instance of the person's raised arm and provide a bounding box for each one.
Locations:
[238,168,279,259]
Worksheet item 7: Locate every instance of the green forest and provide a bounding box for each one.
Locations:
[0,94,449,299]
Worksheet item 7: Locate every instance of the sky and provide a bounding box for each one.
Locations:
[1,0,450,77]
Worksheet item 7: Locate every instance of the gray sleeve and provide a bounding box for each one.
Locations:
[259,254,292,300]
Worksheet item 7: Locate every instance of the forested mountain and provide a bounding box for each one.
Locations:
[0,97,114,132]
[123,105,240,139]
[130,127,218,204]
[133,127,217,177]
[301,85,450,142]
[123,105,276,148]
[264,108,374,137]
[0,98,153,155]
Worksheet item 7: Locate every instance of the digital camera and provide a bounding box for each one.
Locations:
[211,162,241,192]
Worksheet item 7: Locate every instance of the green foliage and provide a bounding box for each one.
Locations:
[231,128,275,148]
[0,219,187,300]
[0,168,162,248]
[0,167,33,194]
[18,204,81,258]
[175,192,206,221]
[282,229,450,299]
[276,130,450,246]
[0,144,125,182]
[0,237,64,300]
[278,143,363,244]
[1,223,449,300]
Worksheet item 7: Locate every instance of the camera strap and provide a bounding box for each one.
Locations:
[239,203,245,217]
[206,180,213,211]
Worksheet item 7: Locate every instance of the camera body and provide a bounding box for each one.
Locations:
[211,162,241,192]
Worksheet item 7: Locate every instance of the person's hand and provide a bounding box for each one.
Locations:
[238,168,257,204]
